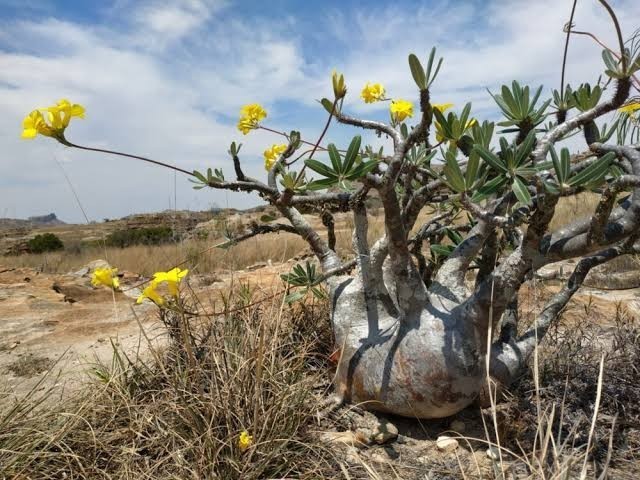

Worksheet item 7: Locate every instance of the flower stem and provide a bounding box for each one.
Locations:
[61,139,195,177]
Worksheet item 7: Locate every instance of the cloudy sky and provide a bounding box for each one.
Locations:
[1,0,638,223]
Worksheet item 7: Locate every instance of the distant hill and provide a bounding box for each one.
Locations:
[0,213,65,230]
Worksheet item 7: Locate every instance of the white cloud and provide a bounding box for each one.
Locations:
[0,0,638,223]
[131,0,228,48]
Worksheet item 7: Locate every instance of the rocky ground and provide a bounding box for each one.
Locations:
[0,258,293,401]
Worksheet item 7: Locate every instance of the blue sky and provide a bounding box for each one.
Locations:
[1,0,638,222]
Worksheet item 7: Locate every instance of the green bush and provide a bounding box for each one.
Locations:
[105,226,177,248]
[27,233,64,254]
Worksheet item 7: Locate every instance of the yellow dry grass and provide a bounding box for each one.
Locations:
[0,194,603,276]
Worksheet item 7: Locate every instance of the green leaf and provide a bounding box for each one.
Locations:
[192,170,207,182]
[550,147,563,184]
[568,152,614,187]
[430,244,454,258]
[472,175,508,202]
[285,289,307,304]
[474,146,508,173]
[465,150,481,187]
[307,178,338,190]
[320,98,335,114]
[432,108,450,134]
[443,151,466,192]
[343,135,362,173]
[260,214,277,223]
[515,130,536,167]
[327,144,342,174]
[310,286,327,300]
[602,49,619,71]
[428,57,443,87]
[346,160,378,180]
[445,228,463,245]
[408,54,426,89]
[512,176,532,205]
[560,148,571,182]
[305,159,337,179]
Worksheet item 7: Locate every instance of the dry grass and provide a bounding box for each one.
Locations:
[0,211,391,276]
[2,191,600,277]
[0,287,352,479]
[474,294,640,479]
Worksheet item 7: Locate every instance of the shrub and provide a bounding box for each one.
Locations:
[105,226,177,248]
[26,233,64,253]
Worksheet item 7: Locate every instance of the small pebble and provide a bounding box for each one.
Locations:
[436,435,459,452]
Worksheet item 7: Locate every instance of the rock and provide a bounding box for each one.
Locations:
[319,431,367,448]
[344,446,362,464]
[119,270,139,280]
[436,435,459,452]
[369,453,388,463]
[72,259,111,277]
[356,417,399,445]
[536,260,640,290]
[450,420,466,433]
[0,341,20,352]
[486,446,500,460]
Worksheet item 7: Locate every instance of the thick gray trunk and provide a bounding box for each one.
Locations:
[330,277,485,418]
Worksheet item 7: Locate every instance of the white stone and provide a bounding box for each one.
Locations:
[436,435,459,452]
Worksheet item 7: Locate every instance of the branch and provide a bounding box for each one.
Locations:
[402,179,445,230]
[334,111,402,146]
[541,143,640,263]
[531,78,631,165]
[352,201,378,331]
[275,203,341,273]
[490,239,640,385]
[432,220,493,300]
[313,259,357,285]
[587,174,640,245]
[321,210,337,251]
[214,222,298,249]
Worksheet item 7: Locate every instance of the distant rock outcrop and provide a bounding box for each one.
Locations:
[27,213,65,226]
[0,213,65,230]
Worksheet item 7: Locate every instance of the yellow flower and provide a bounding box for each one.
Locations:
[21,99,85,140]
[48,99,85,128]
[22,110,53,139]
[618,102,640,115]
[360,82,385,103]
[238,430,253,452]
[237,118,255,135]
[264,143,287,170]
[136,283,165,306]
[152,267,189,297]
[237,103,267,135]
[240,103,267,122]
[389,99,413,123]
[332,69,347,99]
[91,267,120,290]
[432,102,454,113]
